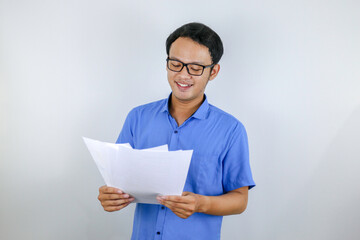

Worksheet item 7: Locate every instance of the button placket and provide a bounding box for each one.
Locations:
[154,204,167,239]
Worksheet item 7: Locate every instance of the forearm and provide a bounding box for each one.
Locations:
[198,190,248,216]
[158,187,249,219]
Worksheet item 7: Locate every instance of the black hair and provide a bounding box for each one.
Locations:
[166,22,224,65]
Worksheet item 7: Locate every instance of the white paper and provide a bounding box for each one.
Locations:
[83,137,193,204]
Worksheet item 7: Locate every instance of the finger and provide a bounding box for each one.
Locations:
[173,212,188,219]
[182,191,192,196]
[161,200,186,210]
[104,203,130,212]
[102,198,134,207]
[158,195,188,203]
[100,186,123,194]
[171,209,191,219]
[161,200,194,214]
[99,193,130,201]
[103,199,134,212]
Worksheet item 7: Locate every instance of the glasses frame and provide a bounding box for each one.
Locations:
[166,57,215,76]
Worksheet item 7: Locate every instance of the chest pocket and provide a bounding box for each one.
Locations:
[183,153,223,196]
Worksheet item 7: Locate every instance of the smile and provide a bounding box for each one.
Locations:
[176,82,193,87]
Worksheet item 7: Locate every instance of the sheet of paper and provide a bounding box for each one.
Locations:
[83,137,192,204]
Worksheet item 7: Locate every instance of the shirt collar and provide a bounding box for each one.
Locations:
[160,93,209,120]
[160,94,171,113]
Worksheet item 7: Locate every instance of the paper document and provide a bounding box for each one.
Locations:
[83,137,193,204]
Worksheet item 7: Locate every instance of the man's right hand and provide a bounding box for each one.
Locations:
[98,186,135,212]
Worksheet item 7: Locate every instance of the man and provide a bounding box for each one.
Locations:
[97,22,255,240]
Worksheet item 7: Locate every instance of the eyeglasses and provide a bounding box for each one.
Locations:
[166,57,214,76]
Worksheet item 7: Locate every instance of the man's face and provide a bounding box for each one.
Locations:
[167,37,219,104]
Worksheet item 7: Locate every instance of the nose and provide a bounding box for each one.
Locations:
[178,65,191,78]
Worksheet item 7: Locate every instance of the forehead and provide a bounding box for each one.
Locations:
[169,37,212,64]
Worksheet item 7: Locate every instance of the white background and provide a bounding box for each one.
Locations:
[1,0,359,239]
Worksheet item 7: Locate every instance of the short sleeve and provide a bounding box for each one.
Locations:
[222,123,255,192]
[116,108,136,147]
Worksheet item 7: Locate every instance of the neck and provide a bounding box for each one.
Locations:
[169,94,204,126]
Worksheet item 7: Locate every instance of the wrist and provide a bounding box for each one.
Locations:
[197,194,211,213]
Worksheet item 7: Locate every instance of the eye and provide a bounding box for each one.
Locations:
[190,66,202,72]
[171,63,181,68]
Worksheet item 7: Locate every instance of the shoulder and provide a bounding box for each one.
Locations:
[208,104,246,134]
[127,98,167,118]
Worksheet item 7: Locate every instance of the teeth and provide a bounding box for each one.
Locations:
[177,82,191,87]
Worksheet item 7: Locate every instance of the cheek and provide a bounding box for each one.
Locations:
[199,79,210,90]
[167,71,176,81]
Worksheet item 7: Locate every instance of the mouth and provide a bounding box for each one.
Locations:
[176,81,193,89]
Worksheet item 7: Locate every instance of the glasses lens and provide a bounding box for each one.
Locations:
[188,64,204,76]
[168,60,183,72]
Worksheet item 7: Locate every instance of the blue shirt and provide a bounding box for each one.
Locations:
[116,94,255,240]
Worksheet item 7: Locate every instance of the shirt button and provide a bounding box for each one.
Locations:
[174,130,178,133]
[161,206,165,209]
[157,232,161,235]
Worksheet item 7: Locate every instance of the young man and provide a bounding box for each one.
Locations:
[97,22,255,240]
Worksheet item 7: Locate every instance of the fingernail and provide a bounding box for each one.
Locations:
[117,190,123,194]
[123,194,129,198]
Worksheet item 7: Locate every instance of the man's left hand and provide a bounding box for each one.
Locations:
[156,192,207,219]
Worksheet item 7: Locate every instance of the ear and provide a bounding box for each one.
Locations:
[209,64,220,81]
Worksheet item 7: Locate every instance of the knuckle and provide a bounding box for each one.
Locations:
[99,185,106,192]
[98,194,105,200]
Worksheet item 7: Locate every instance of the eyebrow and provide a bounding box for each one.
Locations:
[169,56,207,65]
